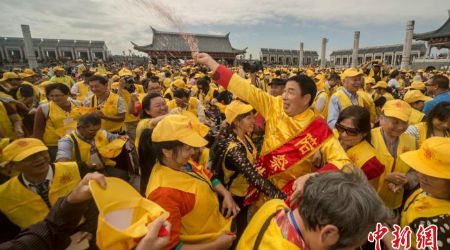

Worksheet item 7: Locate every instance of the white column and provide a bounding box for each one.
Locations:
[320,38,328,69]
[351,31,360,68]
[425,41,431,58]
[21,24,38,68]
[299,42,304,68]
[401,20,415,70]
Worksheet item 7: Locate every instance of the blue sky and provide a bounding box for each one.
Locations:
[1,0,449,58]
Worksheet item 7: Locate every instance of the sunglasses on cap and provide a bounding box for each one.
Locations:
[335,123,360,136]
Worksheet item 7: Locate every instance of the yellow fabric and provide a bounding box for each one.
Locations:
[163,87,174,100]
[237,199,301,250]
[0,162,81,229]
[74,81,90,102]
[225,100,253,124]
[408,109,425,125]
[163,78,172,89]
[401,189,450,250]
[312,90,329,119]
[358,90,376,123]
[117,85,145,123]
[222,135,257,197]
[49,75,73,88]
[371,127,416,209]
[91,92,124,132]
[382,100,411,122]
[346,140,379,169]
[341,67,363,79]
[198,148,210,168]
[135,118,154,149]
[226,74,350,202]
[146,161,231,244]
[198,86,216,102]
[2,138,48,163]
[67,131,118,166]
[334,88,364,110]
[403,90,432,103]
[43,101,81,146]
[18,81,40,105]
[0,101,16,139]
[167,97,199,117]
[90,177,169,250]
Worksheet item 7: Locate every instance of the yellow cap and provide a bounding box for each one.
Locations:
[112,75,120,81]
[372,81,388,89]
[132,68,141,73]
[152,114,208,147]
[225,100,254,124]
[53,66,64,71]
[98,138,127,158]
[18,73,34,78]
[403,90,432,104]
[23,68,36,76]
[76,59,83,63]
[405,81,426,91]
[364,77,376,85]
[381,100,412,122]
[417,69,424,73]
[118,68,133,77]
[341,68,363,80]
[2,138,48,162]
[94,72,107,77]
[89,177,169,250]
[305,69,315,78]
[173,79,185,89]
[0,72,19,81]
[400,137,450,179]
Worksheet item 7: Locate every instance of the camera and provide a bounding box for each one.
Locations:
[242,61,263,74]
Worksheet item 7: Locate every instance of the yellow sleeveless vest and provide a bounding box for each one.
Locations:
[146,161,231,244]
[401,189,450,249]
[163,88,174,100]
[409,109,425,125]
[75,81,90,102]
[0,162,81,229]
[237,199,301,250]
[167,97,199,117]
[346,140,379,169]
[222,135,257,197]
[334,89,364,110]
[43,101,81,146]
[67,131,117,166]
[313,90,329,119]
[0,101,16,139]
[91,92,124,132]
[120,85,145,123]
[371,128,416,209]
[358,90,376,123]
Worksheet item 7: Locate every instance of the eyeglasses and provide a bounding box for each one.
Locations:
[335,123,360,136]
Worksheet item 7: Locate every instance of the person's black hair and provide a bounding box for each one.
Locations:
[146,72,153,78]
[337,105,372,143]
[138,128,183,195]
[196,78,210,93]
[390,70,399,78]
[287,74,317,106]
[432,75,449,90]
[426,102,450,138]
[329,73,341,81]
[142,78,150,91]
[45,83,70,97]
[88,75,107,85]
[425,66,435,72]
[77,113,102,127]
[150,75,160,83]
[83,71,94,78]
[275,70,282,76]
[164,71,171,78]
[140,93,163,119]
[173,88,189,99]
[271,78,286,86]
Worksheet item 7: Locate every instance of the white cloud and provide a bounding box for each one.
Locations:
[0,0,448,55]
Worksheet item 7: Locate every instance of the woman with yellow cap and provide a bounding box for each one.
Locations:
[335,105,385,189]
[141,114,237,250]
[32,83,81,161]
[403,89,432,124]
[210,100,286,241]
[406,102,450,147]
[383,137,450,250]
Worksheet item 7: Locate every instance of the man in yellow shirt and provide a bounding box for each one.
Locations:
[194,52,350,208]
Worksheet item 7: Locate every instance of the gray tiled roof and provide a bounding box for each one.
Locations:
[132,27,246,54]
[330,43,426,56]
[414,15,450,40]
[260,48,318,56]
[0,37,106,49]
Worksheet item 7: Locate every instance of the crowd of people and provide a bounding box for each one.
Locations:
[0,53,449,250]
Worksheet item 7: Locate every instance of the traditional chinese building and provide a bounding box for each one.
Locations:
[413,12,450,57]
[260,48,319,66]
[132,27,246,64]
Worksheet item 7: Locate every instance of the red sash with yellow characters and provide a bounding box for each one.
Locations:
[244,117,332,207]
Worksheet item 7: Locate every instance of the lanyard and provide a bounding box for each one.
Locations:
[289,211,304,239]
[170,164,215,192]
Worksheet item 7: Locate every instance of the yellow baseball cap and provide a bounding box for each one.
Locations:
[53,66,64,71]
[403,90,432,104]
[225,100,254,124]
[173,79,185,89]
[364,77,376,85]
[341,68,363,80]
[2,138,48,162]
[23,68,36,76]
[89,177,169,250]
[18,73,34,79]
[405,81,426,91]
[381,100,412,122]
[76,59,84,63]
[305,69,315,78]
[152,114,208,147]
[0,72,19,81]
[118,68,133,77]
[112,75,120,81]
[400,137,450,179]
[372,81,388,89]
[417,69,424,73]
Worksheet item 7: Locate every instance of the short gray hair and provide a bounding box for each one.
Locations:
[77,113,101,127]
[298,165,392,249]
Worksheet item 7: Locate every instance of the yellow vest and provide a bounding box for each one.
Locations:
[168,97,199,117]
[358,90,376,123]
[43,101,81,146]
[312,90,329,119]
[0,101,16,139]
[0,162,81,229]
[118,85,145,123]
[163,88,174,100]
[75,81,90,102]
[237,199,301,250]
[67,131,116,166]
[146,161,231,244]
[409,109,425,125]
[371,128,416,209]
[401,189,450,250]
[90,92,124,132]
[346,140,379,169]
[334,89,364,110]
[222,135,257,197]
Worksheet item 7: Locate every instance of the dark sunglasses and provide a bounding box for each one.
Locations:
[335,123,360,136]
